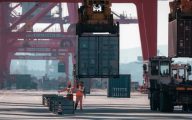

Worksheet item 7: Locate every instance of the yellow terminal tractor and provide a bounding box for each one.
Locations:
[76,0,119,35]
[148,56,192,112]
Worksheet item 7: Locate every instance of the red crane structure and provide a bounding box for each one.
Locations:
[0,0,157,88]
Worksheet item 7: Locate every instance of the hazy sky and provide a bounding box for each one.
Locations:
[112,1,169,49]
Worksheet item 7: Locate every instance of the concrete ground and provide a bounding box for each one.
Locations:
[0,89,192,120]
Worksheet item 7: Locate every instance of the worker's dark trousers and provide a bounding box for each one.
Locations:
[66,94,73,101]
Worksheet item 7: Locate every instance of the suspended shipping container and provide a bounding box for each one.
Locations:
[77,34,119,78]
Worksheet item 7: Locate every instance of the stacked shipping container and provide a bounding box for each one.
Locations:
[169,19,192,57]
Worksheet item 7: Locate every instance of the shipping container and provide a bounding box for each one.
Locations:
[107,75,131,98]
[169,19,192,57]
[77,34,119,78]
[58,62,65,72]
[8,74,35,89]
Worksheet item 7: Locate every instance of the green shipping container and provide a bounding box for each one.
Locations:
[58,62,65,72]
[77,34,119,78]
[107,75,131,98]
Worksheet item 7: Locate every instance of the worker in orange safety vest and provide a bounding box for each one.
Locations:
[58,81,74,101]
[75,81,85,110]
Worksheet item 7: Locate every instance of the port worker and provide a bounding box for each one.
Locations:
[58,81,73,100]
[75,81,84,110]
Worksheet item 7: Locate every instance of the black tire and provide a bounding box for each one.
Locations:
[150,93,153,110]
[182,105,188,112]
[160,92,173,112]
[169,106,174,112]
[189,105,192,111]
[150,92,158,111]
[160,92,166,112]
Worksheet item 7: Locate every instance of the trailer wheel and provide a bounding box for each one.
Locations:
[150,93,154,110]
[182,105,188,112]
[189,105,192,111]
[160,92,166,112]
[150,92,158,111]
[160,92,173,112]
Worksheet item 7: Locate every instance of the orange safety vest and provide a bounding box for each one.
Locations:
[76,88,83,97]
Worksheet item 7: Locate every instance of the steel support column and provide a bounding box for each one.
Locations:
[136,2,149,61]
[142,0,157,58]
[0,3,11,89]
[67,3,78,79]
[59,3,64,32]
[64,53,69,80]
[135,0,157,60]
[67,3,78,24]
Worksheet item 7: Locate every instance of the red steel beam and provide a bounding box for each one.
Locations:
[9,39,75,53]
[10,16,68,24]
[142,0,157,58]
[11,39,74,48]
[64,53,69,80]
[0,0,138,3]
[11,3,20,11]
[41,23,54,32]
[10,2,43,30]
[136,0,157,60]
[8,32,76,39]
[12,55,59,60]
[136,2,149,61]
[58,3,64,32]
[10,16,137,24]
[67,3,78,24]
[0,3,11,88]
[0,4,5,87]
[114,19,138,24]
[19,3,57,31]
[11,53,72,60]
[15,48,72,53]
[13,39,63,48]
